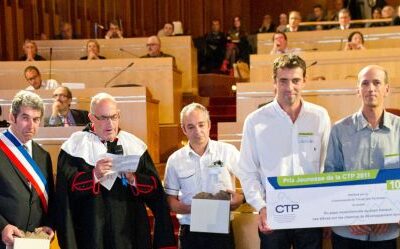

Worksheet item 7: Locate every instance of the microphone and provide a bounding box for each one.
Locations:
[94,23,105,39]
[104,62,134,87]
[338,38,344,51]
[303,48,318,52]
[49,48,53,80]
[119,48,139,58]
[306,61,317,68]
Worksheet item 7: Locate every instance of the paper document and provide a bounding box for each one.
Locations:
[95,153,141,190]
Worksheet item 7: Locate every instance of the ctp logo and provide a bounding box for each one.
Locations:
[275,204,300,213]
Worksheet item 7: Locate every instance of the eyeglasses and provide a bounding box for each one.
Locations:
[92,113,120,121]
[146,43,159,47]
[53,93,69,99]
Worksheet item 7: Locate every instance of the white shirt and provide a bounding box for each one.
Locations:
[25,79,59,91]
[236,99,331,212]
[164,139,239,225]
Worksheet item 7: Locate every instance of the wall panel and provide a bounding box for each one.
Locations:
[1,0,400,61]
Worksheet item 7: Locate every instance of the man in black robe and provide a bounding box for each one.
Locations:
[55,92,176,249]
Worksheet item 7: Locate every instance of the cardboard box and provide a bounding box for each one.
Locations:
[190,199,230,234]
[6,238,50,249]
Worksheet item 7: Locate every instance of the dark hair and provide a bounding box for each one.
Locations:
[348,31,364,44]
[273,54,306,80]
[109,20,120,28]
[57,86,72,99]
[272,31,287,42]
[313,4,323,9]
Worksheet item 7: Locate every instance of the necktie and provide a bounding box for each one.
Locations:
[22,144,30,157]
[63,116,69,127]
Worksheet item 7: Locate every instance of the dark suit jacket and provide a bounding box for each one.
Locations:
[44,109,90,127]
[79,55,106,60]
[0,141,54,249]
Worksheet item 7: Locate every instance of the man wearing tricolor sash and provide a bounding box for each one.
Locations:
[0,91,55,248]
[55,93,176,249]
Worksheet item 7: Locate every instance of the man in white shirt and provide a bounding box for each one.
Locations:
[24,66,59,91]
[164,102,244,249]
[332,8,354,30]
[236,54,331,249]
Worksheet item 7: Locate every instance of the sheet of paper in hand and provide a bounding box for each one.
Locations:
[266,168,400,230]
[95,153,141,190]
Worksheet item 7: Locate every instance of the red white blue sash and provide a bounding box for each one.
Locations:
[0,130,48,212]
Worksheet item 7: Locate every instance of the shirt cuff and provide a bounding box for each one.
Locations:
[164,187,179,196]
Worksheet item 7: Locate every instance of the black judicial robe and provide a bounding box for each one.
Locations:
[55,129,176,249]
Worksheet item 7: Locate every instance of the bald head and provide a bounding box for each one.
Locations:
[146,36,161,57]
[357,65,389,110]
[358,65,388,85]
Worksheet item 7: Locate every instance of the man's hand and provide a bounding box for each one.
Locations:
[124,172,135,185]
[26,49,35,61]
[51,101,62,116]
[349,225,371,235]
[258,207,273,234]
[87,51,99,60]
[94,158,113,179]
[37,226,55,241]
[226,189,244,210]
[371,224,389,234]
[1,224,23,246]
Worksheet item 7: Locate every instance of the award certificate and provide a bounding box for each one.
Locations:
[266,168,400,229]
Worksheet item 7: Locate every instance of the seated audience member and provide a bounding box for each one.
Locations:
[80,40,106,60]
[308,4,327,30]
[105,20,123,39]
[0,106,9,127]
[329,0,345,21]
[140,36,174,58]
[45,86,90,127]
[19,40,45,61]
[24,66,59,90]
[258,15,276,33]
[220,16,251,74]
[332,8,356,30]
[157,22,174,37]
[381,5,395,25]
[202,19,227,73]
[366,7,385,27]
[54,21,80,39]
[284,11,308,32]
[276,13,288,32]
[344,31,366,50]
[270,32,290,54]
[392,5,400,25]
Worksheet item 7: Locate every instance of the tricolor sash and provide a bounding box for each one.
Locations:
[0,130,48,212]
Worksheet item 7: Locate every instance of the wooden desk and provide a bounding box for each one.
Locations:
[0,58,181,125]
[250,48,400,83]
[257,26,400,54]
[219,81,400,148]
[34,36,198,94]
[0,87,160,163]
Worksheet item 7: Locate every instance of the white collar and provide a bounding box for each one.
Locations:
[8,128,33,156]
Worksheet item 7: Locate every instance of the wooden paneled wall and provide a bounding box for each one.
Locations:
[1,0,400,61]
